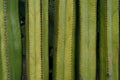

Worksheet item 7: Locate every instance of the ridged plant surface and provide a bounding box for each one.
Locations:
[79,0,96,80]
[53,0,75,80]
[0,0,22,80]
[99,0,119,80]
[26,0,48,80]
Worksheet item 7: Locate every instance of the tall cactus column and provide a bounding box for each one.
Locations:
[26,0,48,80]
[0,0,22,80]
[98,0,119,80]
[53,0,75,80]
[78,0,97,80]
[53,0,66,80]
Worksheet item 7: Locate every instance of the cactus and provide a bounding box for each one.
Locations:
[53,0,75,80]
[53,0,66,79]
[0,0,119,80]
[0,0,22,80]
[98,0,119,80]
[78,0,97,80]
[26,0,48,80]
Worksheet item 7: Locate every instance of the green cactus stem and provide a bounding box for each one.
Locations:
[53,0,75,80]
[26,0,48,80]
[98,0,119,80]
[0,0,22,80]
[78,0,97,80]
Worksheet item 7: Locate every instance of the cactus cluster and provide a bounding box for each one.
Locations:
[0,0,119,80]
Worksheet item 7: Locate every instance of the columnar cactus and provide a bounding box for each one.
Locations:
[53,0,75,80]
[26,0,48,80]
[78,0,97,80]
[98,0,119,80]
[0,0,22,80]
[0,0,119,80]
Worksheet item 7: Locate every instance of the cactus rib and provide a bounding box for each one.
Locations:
[53,0,66,80]
[78,0,97,80]
[0,0,22,80]
[98,0,119,80]
[41,0,49,79]
[53,0,75,80]
[26,0,48,80]
[64,0,75,80]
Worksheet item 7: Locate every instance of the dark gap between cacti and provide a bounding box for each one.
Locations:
[49,0,54,79]
[96,0,100,80]
[75,0,80,79]
[19,0,26,80]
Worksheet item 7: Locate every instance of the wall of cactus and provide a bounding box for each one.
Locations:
[0,0,119,80]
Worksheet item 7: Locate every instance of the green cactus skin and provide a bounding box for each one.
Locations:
[78,0,96,80]
[41,0,49,80]
[0,0,22,80]
[98,0,119,80]
[0,0,7,80]
[26,0,48,80]
[64,1,75,80]
[53,0,75,80]
[6,0,22,79]
[26,0,41,79]
[53,0,66,80]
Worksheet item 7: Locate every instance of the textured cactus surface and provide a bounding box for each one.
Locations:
[53,0,66,80]
[26,0,48,80]
[0,0,22,80]
[53,0,75,80]
[98,0,119,80]
[0,0,119,80]
[78,0,97,80]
